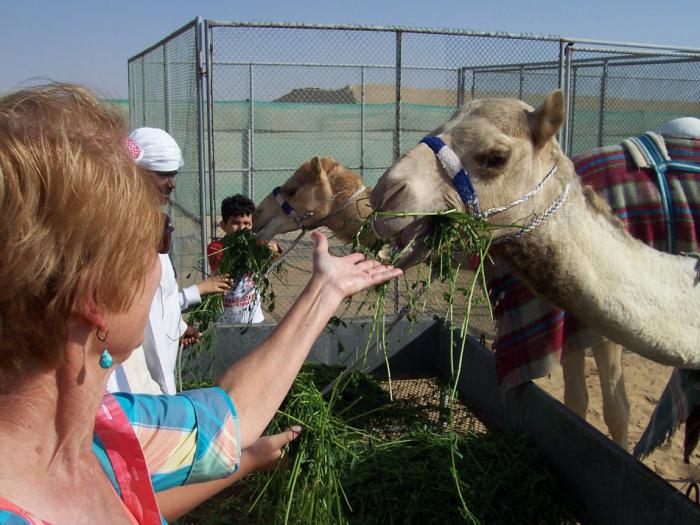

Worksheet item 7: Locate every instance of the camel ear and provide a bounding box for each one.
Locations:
[530,90,565,149]
[308,156,327,182]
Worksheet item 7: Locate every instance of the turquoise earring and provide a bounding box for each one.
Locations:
[96,328,113,369]
[99,349,113,369]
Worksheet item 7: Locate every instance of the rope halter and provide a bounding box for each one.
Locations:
[419,135,570,242]
[272,186,305,228]
[271,184,367,230]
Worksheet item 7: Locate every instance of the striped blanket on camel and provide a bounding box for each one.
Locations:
[487,133,700,391]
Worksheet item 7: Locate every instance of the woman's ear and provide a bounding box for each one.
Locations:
[78,298,106,332]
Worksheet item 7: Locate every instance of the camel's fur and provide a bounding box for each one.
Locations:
[253,156,371,242]
[254,152,631,448]
[371,90,700,371]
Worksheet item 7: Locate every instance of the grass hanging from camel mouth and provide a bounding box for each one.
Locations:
[345,208,506,518]
[348,208,502,395]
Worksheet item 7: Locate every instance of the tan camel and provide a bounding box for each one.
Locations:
[253,153,632,448]
[253,156,372,242]
[370,90,700,373]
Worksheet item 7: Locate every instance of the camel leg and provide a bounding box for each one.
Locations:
[562,349,588,420]
[592,340,630,450]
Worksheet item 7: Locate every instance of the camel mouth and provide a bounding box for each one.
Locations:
[385,217,433,269]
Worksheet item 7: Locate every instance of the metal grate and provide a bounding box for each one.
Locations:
[379,376,489,436]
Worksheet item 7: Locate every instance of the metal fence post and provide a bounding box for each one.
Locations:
[393,31,402,162]
[598,59,609,147]
[393,30,403,316]
[195,17,209,278]
[360,66,365,179]
[470,68,476,100]
[163,42,171,132]
[163,42,176,268]
[247,63,255,200]
[518,65,525,100]
[569,66,578,153]
[560,41,574,155]
[205,22,217,236]
[457,66,465,107]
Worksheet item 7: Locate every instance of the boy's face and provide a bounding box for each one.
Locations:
[221,213,253,235]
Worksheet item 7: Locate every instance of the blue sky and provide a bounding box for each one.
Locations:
[3,0,699,98]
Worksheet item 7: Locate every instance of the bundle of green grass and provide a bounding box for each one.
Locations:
[347,209,505,399]
[181,366,581,525]
[189,229,283,332]
[184,230,284,375]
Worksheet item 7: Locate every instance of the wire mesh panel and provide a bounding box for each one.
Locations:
[129,21,700,318]
[128,20,205,286]
[399,32,561,153]
[565,48,700,155]
[205,24,399,319]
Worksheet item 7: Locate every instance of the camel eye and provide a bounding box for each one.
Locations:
[284,187,297,198]
[476,150,509,171]
[486,152,508,168]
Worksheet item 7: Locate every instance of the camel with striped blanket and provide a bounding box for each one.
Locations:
[486,123,700,450]
[369,91,700,450]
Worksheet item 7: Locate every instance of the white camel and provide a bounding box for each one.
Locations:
[369,91,700,380]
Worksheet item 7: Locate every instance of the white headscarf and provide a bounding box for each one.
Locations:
[127,127,184,172]
[657,117,700,139]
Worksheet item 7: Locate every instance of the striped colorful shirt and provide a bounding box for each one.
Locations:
[0,387,241,525]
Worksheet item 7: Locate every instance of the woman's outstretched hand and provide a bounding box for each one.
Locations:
[310,231,402,303]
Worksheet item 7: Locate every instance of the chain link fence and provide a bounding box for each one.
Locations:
[129,19,207,286]
[129,21,700,322]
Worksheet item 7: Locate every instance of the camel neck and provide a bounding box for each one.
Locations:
[495,183,700,368]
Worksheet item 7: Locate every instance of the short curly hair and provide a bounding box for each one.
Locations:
[221,194,255,223]
[0,84,162,376]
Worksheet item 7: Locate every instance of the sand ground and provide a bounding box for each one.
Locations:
[535,351,700,494]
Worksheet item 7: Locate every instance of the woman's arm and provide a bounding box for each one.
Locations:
[156,427,301,522]
[217,231,401,450]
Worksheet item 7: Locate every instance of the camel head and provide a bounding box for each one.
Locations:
[370,90,569,267]
[253,156,370,242]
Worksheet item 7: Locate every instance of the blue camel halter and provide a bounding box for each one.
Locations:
[420,135,561,220]
[272,186,304,227]
[271,184,368,229]
[420,136,482,216]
